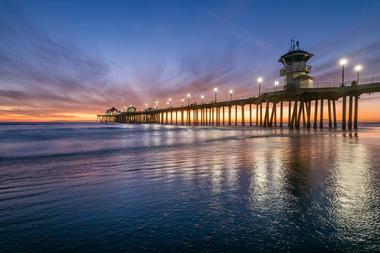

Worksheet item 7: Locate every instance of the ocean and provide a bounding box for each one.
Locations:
[0,123,379,252]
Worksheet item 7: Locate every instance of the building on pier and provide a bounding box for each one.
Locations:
[106,107,119,115]
[279,40,314,90]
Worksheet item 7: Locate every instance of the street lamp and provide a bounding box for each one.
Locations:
[181,98,184,106]
[354,65,362,84]
[274,81,279,92]
[257,77,263,96]
[168,98,172,106]
[339,58,348,87]
[213,87,218,103]
[145,103,148,109]
[155,100,158,109]
[201,95,205,104]
[187,93,191,106]
[229,89,233,101]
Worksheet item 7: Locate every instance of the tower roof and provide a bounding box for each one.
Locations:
[279,50,313,64]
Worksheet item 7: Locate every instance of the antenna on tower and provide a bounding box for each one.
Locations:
[290,36,296,51]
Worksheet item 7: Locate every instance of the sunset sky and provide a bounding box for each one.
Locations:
[1,0,380,122]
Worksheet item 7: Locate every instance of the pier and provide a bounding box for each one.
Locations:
[97,42,380,130]
[97,81,380,130]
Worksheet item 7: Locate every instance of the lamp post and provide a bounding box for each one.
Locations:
[339,58,348,87]
[213,87,218,103]
[354,65,362,84]
[181,98,184,107]
[187,93,191,106]
[145,103,148,109]
[155,101,158,109]
[201,95,204,104]
[229,89,233,101]
[274,81,279,92]
[168,98,172,107]
[257,77,263,96]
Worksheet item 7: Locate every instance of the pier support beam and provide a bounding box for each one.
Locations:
[313,99,318,129]
[242,105,245,126]
[291,99,298,129]
[222,106,225,125]
[306,101,311,128]
[249,104,252,126]
[280,101,283,127]
[354,96,359,130]
[333,100,337,128]
[320,99,324,129]
[235,105,238,126]
[256,104,259,126]
[348,96,353,130]
[342,96,347,130]
[288,101,291,127]
[328,100,332,128]
[296,99,303,129]
[228,106,232,126]
[264,101,270,127]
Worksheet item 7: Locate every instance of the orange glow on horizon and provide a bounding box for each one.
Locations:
[1,95,380,123]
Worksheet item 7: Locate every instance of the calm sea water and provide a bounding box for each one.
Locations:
[0,123,379,252]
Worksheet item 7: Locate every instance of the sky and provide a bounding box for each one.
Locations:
[1,0,380,121]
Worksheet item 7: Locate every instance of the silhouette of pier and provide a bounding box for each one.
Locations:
[97,42,380,130]
[97,81,380,130]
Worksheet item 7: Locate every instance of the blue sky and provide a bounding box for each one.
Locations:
[1,0,380,120]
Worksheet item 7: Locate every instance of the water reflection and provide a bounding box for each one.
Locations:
[0,124,379,252]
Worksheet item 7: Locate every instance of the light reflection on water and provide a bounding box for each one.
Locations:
[0,123,379,252]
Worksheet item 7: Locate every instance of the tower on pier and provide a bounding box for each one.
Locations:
[279,39,314,90]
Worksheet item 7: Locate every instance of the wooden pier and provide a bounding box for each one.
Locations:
[97,44,380,130]
[97,82,380,130]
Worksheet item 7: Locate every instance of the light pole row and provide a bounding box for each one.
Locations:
[339,58,363,86]
[147,59,363,109]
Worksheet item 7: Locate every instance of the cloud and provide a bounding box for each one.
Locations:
[0,2,124,120]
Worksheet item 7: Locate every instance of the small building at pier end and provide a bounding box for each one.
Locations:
[279,40,314,90]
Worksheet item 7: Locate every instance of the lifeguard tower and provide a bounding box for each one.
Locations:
[279,39,314,90]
